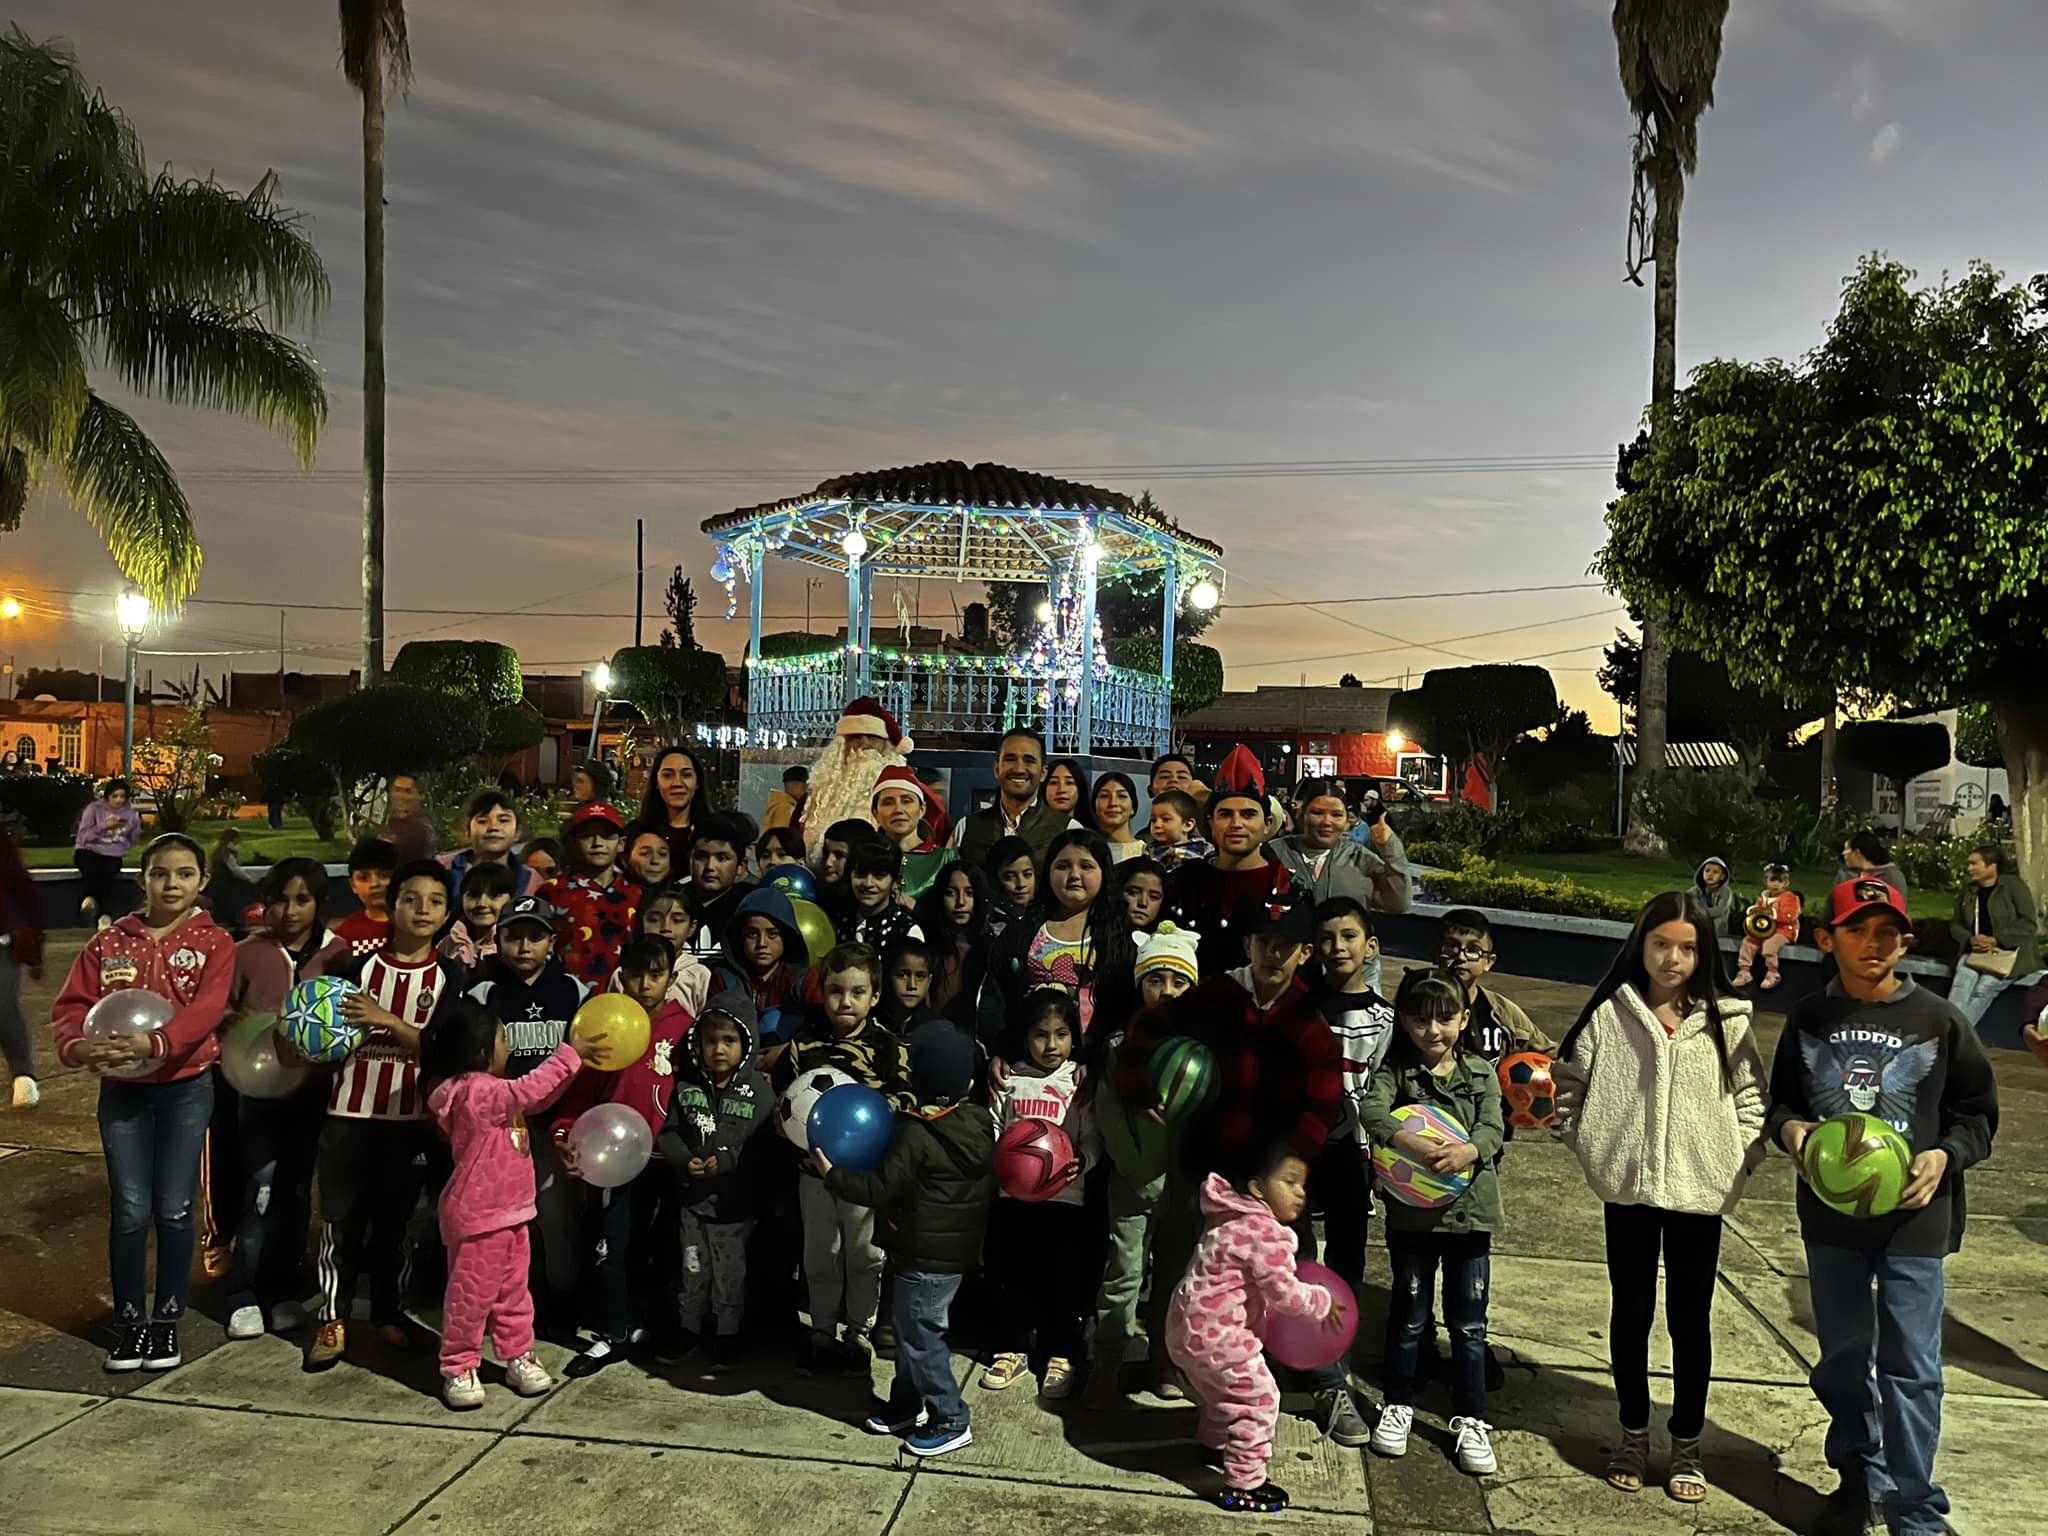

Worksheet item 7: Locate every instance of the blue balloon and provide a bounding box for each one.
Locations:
[767,864,818,902]
[807,1083,893,1172]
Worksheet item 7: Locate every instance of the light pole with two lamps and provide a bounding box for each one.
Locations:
[116,587,149,776]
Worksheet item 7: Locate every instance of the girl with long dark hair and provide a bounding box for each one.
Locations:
[1553,890,1767,1505]
[977,829,1134,1075]
[913,861,992,1029]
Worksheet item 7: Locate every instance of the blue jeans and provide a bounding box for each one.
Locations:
[225,1086,324,1313]
[1384,1229,1490,1417]
[886,1270,965,1434]
[1806,1242,1949,1536]
[98,1073,215,1322]
[1945,963,2010,1027]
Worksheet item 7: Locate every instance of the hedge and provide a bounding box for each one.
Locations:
[0,771,96,845]
[389,641,523,706]
[1419,856,1639,923]
[1106,636,1224,715]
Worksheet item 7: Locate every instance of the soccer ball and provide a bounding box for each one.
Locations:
[1803,1113,1912,1219]
[279,976,364,1064]
[1148,1036,1218,1124]
[1497,1051,1558,1130]
[777,1067,856,1150]
[1371,1103,1474,1209]
[995,1118,1078,1202]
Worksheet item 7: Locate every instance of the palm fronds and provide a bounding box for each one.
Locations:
[338,0,412,93]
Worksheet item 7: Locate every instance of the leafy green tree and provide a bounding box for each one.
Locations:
[1612,0,1731,851]
[0,30,327,603]
[389,640,522,705]
[658,566,700,649]
[252,744,340,839]
[15,667,124,703]
[1838,720,1952,833]
[284,684,485,830]
[1600,629,1826,770]
[339,0,411,682]
[1106,637,1224,716]
[608,646,728,738]
[1956,703,2002,771]
[1390,665,1557,812]
[1597,257,2048,895]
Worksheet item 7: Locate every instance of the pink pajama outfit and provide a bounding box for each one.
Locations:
[1166,1173,1334,1491]
[426,1042,580,1376]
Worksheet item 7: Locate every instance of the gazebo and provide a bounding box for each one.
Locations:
[702,460,1225,756]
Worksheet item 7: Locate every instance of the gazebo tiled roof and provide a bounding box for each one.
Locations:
[700,459,1222,583]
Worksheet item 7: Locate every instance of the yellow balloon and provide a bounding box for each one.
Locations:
[788,898,838,967]
[571,994,651,1071]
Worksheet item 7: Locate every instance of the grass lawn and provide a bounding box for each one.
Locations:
[21,816,349,870]
[1491,850,1955,923]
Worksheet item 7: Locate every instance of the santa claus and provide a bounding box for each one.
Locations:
[801,696,911,861]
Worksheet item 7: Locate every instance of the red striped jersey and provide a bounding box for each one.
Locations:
[327,950,449,1121]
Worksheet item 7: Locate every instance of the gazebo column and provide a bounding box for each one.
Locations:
[845,548,863,706]
[858,561,876,696]
[747,557,764,664]
[1077,542,1101,757]
[1158,551,1180,755]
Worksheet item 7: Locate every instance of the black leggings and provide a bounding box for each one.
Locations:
[1604,1203,1722,1439]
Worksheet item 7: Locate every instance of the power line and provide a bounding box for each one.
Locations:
[1227,581,1603,610]
[1228,607,1625,672]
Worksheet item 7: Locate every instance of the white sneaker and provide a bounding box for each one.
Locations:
[226,1306,265,1340]
[1371,1402,1413,1458]
[441,1369,486,1410]
[270,1299,307,1332]
[1451,1415,1497,1475]
[10,1076,38,1109]
[504,1352,554,1396]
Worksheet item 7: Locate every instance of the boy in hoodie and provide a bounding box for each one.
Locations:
[1689,857,1737,935]
[222,858,338,1340]
[659,987,773,1373]
[820,1023,994,1459]
[465,895,591,1323]
[779,942,914,1372]
[684,814,756,961]
[1767,879,1997,1536]
[707,885,810,1063]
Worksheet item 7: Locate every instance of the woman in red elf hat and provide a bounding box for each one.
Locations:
[800,697,912,860]
[871,764,952,855]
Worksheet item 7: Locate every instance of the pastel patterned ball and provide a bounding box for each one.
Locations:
[279,976,365,1064]
[1371,1103,1474,1209]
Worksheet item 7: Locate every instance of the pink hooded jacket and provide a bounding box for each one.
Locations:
[1167,1172,1332,1365]
[428,1041,581,1244]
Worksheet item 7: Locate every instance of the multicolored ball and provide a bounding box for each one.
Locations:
[279,975,364,1064]
[1148,1036,1218,1124]
[1371,1103,1474,1209]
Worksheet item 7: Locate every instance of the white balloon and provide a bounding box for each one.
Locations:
[567,1103,653,1189]
[83,990,176,1079]
[219,1015,312,1099]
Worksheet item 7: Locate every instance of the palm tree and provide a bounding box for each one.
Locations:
[0,30,327,604]
[338,0,411,685]
[1613,0,1729,852]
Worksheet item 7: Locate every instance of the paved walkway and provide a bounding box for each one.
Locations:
[4,948,2045,1534]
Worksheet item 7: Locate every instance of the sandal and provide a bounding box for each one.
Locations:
[1208,1482,1289,1514]
[1667,1436,1708,1504]
[1605,1427,1650,1493]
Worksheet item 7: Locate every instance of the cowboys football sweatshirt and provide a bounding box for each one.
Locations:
[1764,978,1998,1257]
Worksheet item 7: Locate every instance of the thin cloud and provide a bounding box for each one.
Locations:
[1870,122,1904,164]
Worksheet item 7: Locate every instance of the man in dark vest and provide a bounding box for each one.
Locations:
[951,727,1070,870]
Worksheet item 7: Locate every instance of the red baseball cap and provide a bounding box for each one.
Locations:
[565,799,627,835]
[1824,876,1911,931]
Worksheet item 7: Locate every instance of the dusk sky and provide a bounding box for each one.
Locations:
[10,0,2048,728]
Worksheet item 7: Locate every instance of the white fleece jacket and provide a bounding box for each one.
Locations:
[1553,985,1768,1216]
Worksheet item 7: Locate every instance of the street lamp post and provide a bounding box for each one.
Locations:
[116,587,149,776]
[588,661,612,762]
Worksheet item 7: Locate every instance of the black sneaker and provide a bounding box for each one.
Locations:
[705,1334,741,1378]
[142,1321,181,1372]
[565,1337,627,1379]
[652,1327,697,1367]
[105,1324,148,1373]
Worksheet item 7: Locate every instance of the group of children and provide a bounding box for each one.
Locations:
[1689,856,1805,989]
[46,777,2000,1531]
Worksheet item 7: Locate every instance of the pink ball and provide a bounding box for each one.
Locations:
[1266,1261,1357,1371]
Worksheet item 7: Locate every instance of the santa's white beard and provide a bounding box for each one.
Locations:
[803,738,907,859]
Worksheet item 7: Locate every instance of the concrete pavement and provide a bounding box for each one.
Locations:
[4,946,2046,1534]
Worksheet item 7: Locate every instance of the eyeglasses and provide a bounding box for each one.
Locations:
[1438,942,1493,962]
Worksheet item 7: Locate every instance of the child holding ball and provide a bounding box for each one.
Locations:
[53,833,236,1373]
[1166,1143,1345,1514]
[1362,968,1505,1476]
[1554,891,1766,1503]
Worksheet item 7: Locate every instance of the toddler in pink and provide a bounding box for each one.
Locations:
[1167,1151,1342,1515]
[422,997,591,1410]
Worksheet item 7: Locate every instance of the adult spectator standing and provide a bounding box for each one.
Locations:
[570,761,613,806]
[764,766,810,845]
[1836,831,1909,901]
[1,824,44,1108]
[1268,777,1412,917]
[952,728,1069,870]
[634,744,712,876]
[1150,753,1199,803]
[73,776,142,924]
[1947,845,2039,1025]
[1163,748,1295,977]
[381,772,437,864]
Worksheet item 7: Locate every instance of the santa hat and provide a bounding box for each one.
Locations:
[1133,921,1201,986]
[834,696,914,754]
[1208,744,1267,812]
[870,763,951,845]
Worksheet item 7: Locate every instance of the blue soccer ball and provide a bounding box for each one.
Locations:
[280,975,365,1064]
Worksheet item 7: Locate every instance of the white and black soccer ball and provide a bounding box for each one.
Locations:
[777,1067,856,1150]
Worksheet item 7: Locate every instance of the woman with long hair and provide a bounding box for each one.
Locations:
[1089,771,1146,863]
[634,744,711,876]
[1553,891,1767,1505]
[913,860,993,1029]
[73,777,143,924]
[977,829,1134,1075]
[1041,759,1085,822]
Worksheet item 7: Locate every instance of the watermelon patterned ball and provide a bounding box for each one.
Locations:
[1371,1103,1474,1209]
[280,975,365,1064]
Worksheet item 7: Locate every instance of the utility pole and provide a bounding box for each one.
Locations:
[634,519,644,647]
[277,608,286,709]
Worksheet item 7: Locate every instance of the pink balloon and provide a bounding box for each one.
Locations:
[1266,1261,1357,1371]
